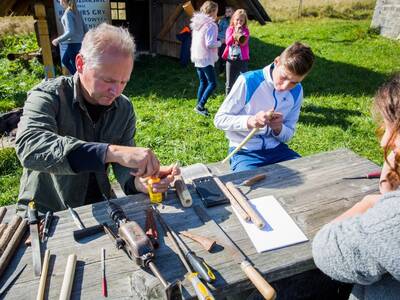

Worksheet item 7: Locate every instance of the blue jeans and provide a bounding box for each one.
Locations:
[229,143,301,172]
[62,43,81,75]
[196,65,217,109]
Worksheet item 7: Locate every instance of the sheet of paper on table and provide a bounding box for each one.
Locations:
[233,195,308,253]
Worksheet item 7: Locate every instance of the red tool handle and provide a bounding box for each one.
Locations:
[102,278,107,297]
[367,171,381,178]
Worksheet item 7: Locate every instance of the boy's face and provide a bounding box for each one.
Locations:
[272,57,306,92]
[225,8,234,17]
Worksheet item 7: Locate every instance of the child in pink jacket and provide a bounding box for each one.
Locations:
[222,9,250,95]
[190,1,221,117]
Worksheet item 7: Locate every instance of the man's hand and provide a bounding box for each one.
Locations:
[52,39,59,47]
[134,164,180,194]
[106,145,160,177]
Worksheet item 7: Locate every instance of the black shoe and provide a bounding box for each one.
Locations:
[194,106,210,117]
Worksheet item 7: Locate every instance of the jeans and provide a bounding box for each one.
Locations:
[196,65,217,109]
[62,43,81,75]
[229,143,301,172]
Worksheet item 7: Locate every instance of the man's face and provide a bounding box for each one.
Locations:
[76,50,133,106]
[272,57,306,92]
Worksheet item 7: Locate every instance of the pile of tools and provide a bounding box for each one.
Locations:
[0,169,277,300]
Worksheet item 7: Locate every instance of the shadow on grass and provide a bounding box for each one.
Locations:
[299,104,362,129]
[127,38,387,102]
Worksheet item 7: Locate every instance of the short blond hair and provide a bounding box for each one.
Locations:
[80,23,135,69]
[200,1,218,16]
[280,42,314,76]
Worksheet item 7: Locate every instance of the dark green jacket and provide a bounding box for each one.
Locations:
[15,75,136,212]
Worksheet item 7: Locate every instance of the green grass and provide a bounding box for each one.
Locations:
[1,16,400,205]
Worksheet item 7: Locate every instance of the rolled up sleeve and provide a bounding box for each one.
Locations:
[15,90,85,175]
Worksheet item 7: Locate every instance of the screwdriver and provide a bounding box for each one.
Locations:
[170,230,215,283]
[41,211,53,242]
[343,170,381,180]
[152,206,215,300]
[66,205,85,229]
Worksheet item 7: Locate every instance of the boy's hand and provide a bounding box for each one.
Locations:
[267,113,283,135]
[247,110,280,129]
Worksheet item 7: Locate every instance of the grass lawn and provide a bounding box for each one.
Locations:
[0,16,399,206]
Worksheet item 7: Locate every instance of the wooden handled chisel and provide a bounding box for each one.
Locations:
[193,205,276,300]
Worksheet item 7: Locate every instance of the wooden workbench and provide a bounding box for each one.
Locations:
[0,149,380,299]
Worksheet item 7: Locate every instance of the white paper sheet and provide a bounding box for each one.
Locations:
[232,195,308,253]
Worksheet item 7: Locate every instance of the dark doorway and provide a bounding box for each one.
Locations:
[110,0,150,52]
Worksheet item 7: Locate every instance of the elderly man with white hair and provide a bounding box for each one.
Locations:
[16,23,177,213]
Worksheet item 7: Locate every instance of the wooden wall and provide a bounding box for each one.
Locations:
[153,0,192,58]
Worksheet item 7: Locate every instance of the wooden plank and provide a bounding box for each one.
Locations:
[1,149,380,299]
[157,4,183,40]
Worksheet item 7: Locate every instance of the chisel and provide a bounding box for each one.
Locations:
[193,205,276,300]
[28,201,42,277]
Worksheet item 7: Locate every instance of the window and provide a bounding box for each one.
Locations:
[110,2,126,20]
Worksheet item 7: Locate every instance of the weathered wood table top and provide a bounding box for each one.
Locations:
[1,149,380,299]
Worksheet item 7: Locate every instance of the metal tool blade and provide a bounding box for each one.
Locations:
[30,223,42,276]
[193,205,245,264]
[0,264,27,296]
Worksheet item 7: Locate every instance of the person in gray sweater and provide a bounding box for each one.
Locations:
[312,73,400,300]
[52,0,87,74]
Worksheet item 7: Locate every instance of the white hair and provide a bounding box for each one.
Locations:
[80,23,135,69]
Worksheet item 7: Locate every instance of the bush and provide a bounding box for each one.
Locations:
[0,147,21,176]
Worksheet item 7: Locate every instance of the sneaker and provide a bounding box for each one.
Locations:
[194,106,210,117]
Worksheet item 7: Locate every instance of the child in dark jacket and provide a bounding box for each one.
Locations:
[217,6,234,74]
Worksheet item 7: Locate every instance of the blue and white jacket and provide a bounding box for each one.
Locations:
[214,63,303,150]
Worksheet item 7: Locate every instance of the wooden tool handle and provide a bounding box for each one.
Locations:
[0,224,7,239]
[37,249,50,300]
[59,254,77,300]
[222,128,259,164]
[0,215,22,255]
[241,261,276,300]
[180,231,216,252]
[226,182,265,228]
[174,175,193,207]
[242,174,266,186]
[213,177,250,222]
[0,219,28,278]
[0,207,6,223]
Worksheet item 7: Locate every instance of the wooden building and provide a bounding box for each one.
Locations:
[1,0,270,60]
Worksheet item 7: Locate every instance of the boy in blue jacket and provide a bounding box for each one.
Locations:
[214,42,314,172]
